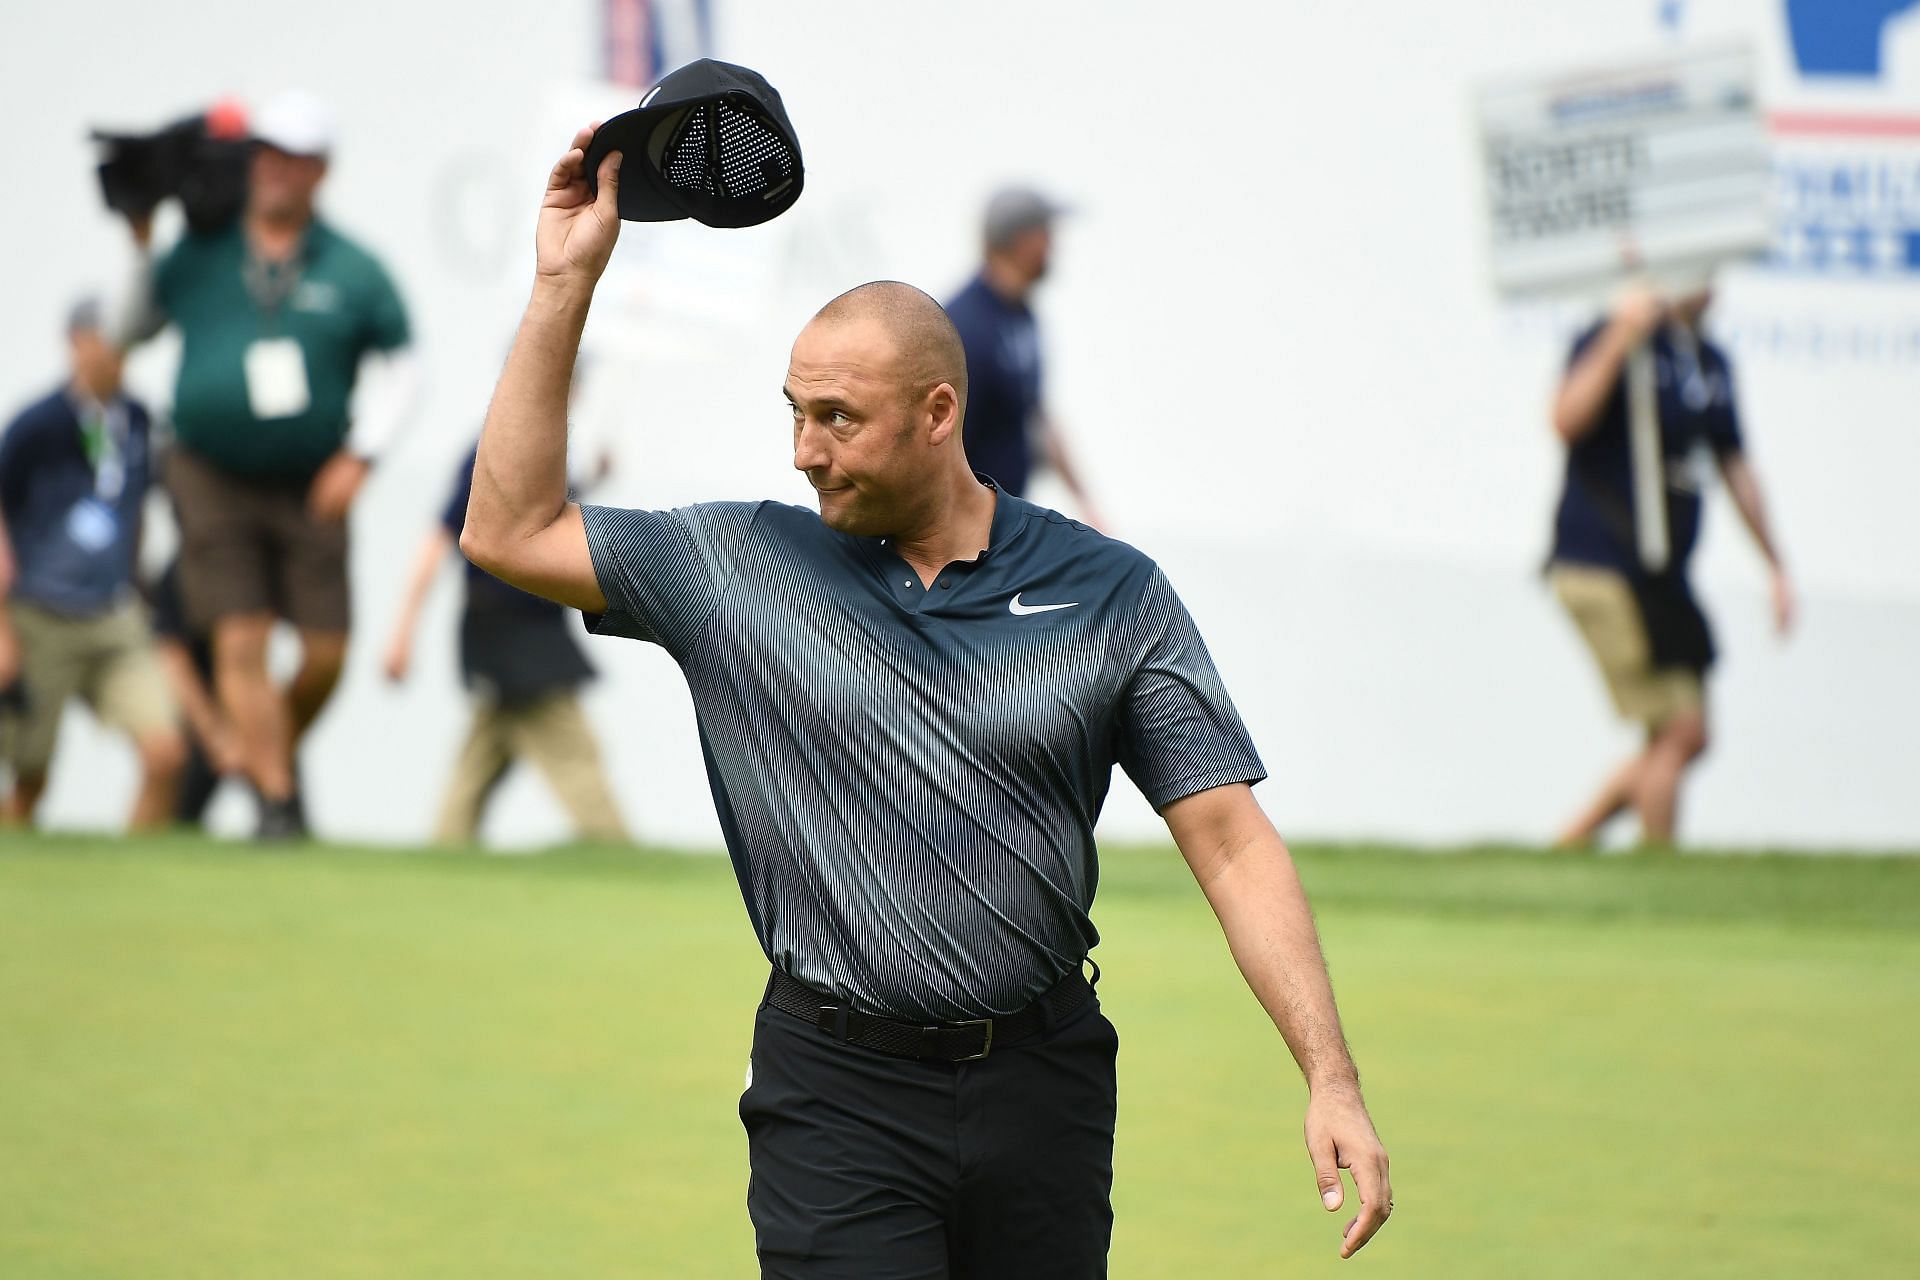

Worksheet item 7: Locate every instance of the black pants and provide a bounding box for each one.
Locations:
[739,983,1118,1279]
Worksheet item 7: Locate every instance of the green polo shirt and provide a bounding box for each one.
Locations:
[156,219,410,479]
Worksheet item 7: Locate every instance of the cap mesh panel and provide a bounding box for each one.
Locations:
[715,100,797,197]
[661,98,797,200]
[662,105,717,194]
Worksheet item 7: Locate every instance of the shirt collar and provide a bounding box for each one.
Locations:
[862,475,1030,569]
[63,383,125,419]
[243,215,328,264]
[972,474,1030,563]
[972,271,1031,318]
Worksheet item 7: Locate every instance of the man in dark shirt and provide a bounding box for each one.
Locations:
[457,125,1392,1275]
[383,443,623,843]
[945,187,1103,523]
[0,301,185,829]
[1547,283,1793,846]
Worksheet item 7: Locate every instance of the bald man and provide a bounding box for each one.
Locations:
[461,125,1392,1278]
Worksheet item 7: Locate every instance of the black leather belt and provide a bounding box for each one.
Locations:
[764,964,1097,1063]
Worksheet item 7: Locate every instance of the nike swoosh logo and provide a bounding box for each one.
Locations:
[1009,593,1079,616]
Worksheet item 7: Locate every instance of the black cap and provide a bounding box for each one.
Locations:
[586,59,803,229]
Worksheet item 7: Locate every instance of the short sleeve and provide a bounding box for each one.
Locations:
[579,501,760,656]
[1565,320,1606,369]
[946,294,986,358]
[0,404,48,513]
[357,256,412,353]
[441,447,478,538]
[152,240,186,315]
[1115,567,1267,810]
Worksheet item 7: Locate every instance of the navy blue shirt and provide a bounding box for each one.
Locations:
[581,484,1265,1020]
[0,387,151,616]
[1551,322,1745,577]
[442,446,593,703]
[946,274,1043,496]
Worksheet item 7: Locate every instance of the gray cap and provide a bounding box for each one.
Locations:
[984,186,1068,249]
[67,296,105,335]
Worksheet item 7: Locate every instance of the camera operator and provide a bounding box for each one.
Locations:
[112,91,418,841]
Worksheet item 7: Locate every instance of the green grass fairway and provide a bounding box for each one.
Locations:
[3,836,1917,1278]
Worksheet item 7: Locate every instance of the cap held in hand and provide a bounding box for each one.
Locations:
[586,59,803,229]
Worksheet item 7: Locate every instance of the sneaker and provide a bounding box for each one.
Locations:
[255,795,309,844]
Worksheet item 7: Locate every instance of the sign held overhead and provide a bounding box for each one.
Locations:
[1478,44,1771,296]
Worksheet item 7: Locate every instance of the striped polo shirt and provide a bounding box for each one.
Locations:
[581,484,1264,1020]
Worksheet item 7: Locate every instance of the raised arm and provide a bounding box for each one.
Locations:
[1552,285,1664,444]
[458,124,623,613]
[1163,782,1392,1260]
[108,215,168,350]
[1717,451,1795,634]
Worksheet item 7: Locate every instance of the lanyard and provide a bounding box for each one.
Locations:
[1666,326,1713,412]
[75,397,129,501]
[243,232,309,329]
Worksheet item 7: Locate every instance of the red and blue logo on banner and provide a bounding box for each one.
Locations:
[604,0,714,89]
[1772,0,1920,273]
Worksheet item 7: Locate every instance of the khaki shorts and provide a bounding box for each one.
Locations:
[1551,564,1703,731]
[2,600,178,775]
[435,690,625,843]
[166,448,350,633]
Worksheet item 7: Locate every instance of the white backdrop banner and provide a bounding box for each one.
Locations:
[4,0,1915,850]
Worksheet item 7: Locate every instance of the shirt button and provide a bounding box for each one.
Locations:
[939,580,951,589]
[903,579,913,588]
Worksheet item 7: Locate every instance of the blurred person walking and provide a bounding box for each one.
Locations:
[147,559,242,827]
[460,123,1392,1275]
[383,440,624,844]
[944,187,1104,524]
[0,300,185,830]
[113,91,419,840]
[1547,282,1793,847]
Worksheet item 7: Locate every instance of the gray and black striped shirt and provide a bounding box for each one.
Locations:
[582,487,1264,1020]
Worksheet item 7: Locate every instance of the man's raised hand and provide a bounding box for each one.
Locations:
[1611,282,1667,347]
[536,124,622,290]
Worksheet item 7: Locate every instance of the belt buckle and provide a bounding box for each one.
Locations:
[952,1018,994,1061]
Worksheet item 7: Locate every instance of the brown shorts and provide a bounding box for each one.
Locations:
[2,600,178,774]
[1550,563,1704,731]
[166,448,350,633]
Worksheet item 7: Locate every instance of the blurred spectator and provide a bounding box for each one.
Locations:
[113,90,419,840]
[382,443,625,844]
[944,187,1104,525]
[0,299,185,830]
[147,559,242,826]
[1547,283,1793,847]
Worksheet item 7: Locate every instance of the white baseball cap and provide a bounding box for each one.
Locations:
[251,90,335,157]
